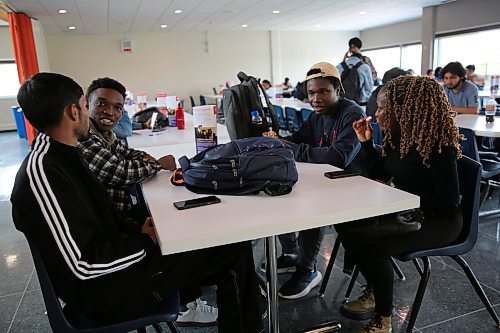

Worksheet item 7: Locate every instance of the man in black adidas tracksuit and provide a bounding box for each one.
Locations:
[11,73,263,333]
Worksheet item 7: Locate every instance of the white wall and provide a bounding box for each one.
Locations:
[276,31,358,86]
[0,26,17,131]
[46,31,272,107]
[360,19,421,50]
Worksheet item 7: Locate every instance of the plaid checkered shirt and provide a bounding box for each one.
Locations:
[78,121,162,215]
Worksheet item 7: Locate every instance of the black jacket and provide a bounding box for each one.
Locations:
[286,98,365,167]
[11,134,159,322]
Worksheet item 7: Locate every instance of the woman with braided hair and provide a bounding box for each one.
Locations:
[336,76,463,333]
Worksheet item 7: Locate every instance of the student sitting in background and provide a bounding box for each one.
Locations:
[365,67,408,120]
[441,62,479,114]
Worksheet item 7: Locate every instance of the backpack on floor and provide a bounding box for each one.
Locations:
[340,61,364,103]
[178,137,298,196]
[222,72,280,140]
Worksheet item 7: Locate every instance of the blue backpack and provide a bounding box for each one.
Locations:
[178,137,298,196]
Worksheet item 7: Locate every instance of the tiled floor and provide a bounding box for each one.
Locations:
[1,130,499,333]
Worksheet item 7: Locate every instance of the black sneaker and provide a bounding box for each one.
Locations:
[278,268,322,299]
[260,253,297,274]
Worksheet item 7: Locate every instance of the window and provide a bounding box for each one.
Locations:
[435,28,500,87]
[0,60,20,98]
[363,47,400,80]
[363,44,421,80]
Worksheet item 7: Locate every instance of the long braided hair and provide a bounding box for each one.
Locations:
[379,75,462,166]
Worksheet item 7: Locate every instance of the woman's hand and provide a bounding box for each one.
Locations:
[352,116,373,142]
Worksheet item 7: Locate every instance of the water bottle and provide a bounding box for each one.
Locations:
[176,103,185,130]
[251,110,263,125]
[485,98,497,123]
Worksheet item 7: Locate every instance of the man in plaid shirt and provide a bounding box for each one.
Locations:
[78,77,176,221]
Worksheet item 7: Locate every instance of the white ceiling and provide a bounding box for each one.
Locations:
[3,0,449,34]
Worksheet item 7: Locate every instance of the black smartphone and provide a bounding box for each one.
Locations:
[173,195,221,210]
[324,170,362,179]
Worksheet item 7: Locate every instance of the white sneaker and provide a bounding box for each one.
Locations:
[176,298,218,327]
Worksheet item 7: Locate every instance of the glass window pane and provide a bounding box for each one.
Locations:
[401,44,422,76]
[0,62,20,98]
[363,47,400,81]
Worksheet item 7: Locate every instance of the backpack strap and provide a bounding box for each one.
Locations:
[179,155,190,172]
[341,62,348,72]
[353,61,363,70]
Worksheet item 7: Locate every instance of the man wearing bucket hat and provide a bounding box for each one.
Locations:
[262,62,365,299]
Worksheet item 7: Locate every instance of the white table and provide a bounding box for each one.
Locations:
[128,113,230,148]
[270,98,312,111]
[455,114,500,138]
[141,142,420,333]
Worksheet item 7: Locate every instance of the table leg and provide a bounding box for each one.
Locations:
[265,235,280,333]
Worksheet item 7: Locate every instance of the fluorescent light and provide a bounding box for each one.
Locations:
[241,24,248,28]
[68,26,76,30]
[315,24,320,28]
[360,11,367,15]
[58,9,67,14]
[161,24,167,28]
[174,9,182,14]
[272,10,280,14]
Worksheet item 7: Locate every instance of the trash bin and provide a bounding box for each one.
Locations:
[11,106,27,139]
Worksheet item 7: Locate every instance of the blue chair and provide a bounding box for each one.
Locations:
[271,105,287,131]
[25,234,180,333]
[189,96,196,109]
[284,107,302,133]
[371,122,384,146]
[300,108,313,123]
[199,95,207,106]
[459,127,500,206]
[395,156,500,332]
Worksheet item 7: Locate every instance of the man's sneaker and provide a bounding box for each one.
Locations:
[278,268,322,299]
[340,285,375,320]
[260,253,297,274]
[176,298,218,327]
[355,314,392,333]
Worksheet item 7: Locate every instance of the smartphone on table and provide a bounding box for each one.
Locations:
[173,195,221,210]
[324,170,362,179]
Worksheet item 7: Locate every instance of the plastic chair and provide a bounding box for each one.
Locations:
[25,234,180,333]
[284,107,302,133]
[395,156,500,332]
[300,108,313,122]
[271,105,287,131]
[199,95,207,106]
[189,96,196,109]
[459,127,500,206]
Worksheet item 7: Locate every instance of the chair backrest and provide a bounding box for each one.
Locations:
[455,156,482,252]
[199,95,207,105]
[189,96,196,109]
[300,108,313,122]
[272,105,287,130]
[24,234,78,332]
[371,122,384,146]
[458,127,480,161]
[284,107,302,133]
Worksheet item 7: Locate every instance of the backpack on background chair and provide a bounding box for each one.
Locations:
[222,72,280,140]
[132,107,169,128]
[340,61,363,103]
[178,137,298,196]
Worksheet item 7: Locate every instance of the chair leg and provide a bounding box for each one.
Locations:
[406,257,431,333]
[153,323,163,333]
[412,258,424,276]
[450,255,500,327]
[318,236,341,297]
[390,257,406,280]
[167,322,180,333]
[344,265,360,301]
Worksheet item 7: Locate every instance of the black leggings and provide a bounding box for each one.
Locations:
[335,210,463,316]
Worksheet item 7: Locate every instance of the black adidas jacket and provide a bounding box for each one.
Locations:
[11,134,159,322]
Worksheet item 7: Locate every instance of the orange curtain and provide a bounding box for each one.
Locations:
[8,12,39,144]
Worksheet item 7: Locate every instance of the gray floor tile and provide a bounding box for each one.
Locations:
[7,290,50,333]
[0,293,22,333]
